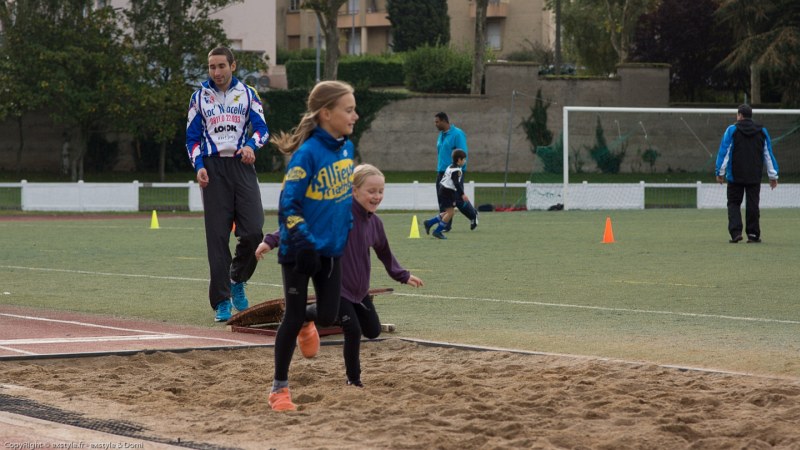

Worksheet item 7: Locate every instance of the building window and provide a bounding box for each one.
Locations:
[487,22,502,50]
[289,0,301,11]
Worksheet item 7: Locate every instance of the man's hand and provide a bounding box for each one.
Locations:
[770,179,778,190]
[236,145,256,165]
[197,168,209,188]
[716,175,725,185]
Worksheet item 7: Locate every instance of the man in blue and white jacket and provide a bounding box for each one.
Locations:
[715,104,779,244]
[186,46,270,322]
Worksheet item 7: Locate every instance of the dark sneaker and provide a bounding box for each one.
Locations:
[747,235,761,243]
[470,212,479,230]
[214,300,232,322]
[346,379,364,388]
[432,231,447,240]
[230,281,249,312]
[729,235,743,244]
[423,220,433,235]
[443,222,452,232]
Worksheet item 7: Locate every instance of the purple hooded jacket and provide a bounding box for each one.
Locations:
[341,201,410,303]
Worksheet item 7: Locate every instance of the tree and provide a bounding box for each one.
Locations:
[0,0,65,175]
[601,0,657,64]
[631,0,735,101]
[520,88,553,154]
[387,0,450,52]
[470,0,488,95]
[302,0,347,81]
[1,0,135,181]
[547,0,656,74]
[716,0,800,105]
[123,0,258,181]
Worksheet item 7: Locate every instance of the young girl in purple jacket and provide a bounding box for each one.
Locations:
[339,164,424,387]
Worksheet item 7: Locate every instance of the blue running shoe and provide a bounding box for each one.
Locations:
[432,231,447,240]
[214,300,232,322]
[231,281,249,312]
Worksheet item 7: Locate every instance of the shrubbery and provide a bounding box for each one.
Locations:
[403,45,471,93]
[285,54,405,89]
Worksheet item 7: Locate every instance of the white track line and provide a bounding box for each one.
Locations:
[392,293,800,325]
[0,265,282,288]
[0,313,261,346]
[398,337,800,382]
[0,346,36,356]
[3,265,796,326]
[0,335,189,346]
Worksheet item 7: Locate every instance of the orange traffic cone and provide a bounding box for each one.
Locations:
[602,217,615,244]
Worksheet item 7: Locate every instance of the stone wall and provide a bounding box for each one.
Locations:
[359,63,671,173]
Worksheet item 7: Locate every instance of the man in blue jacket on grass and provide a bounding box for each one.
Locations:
[715,104,779,244]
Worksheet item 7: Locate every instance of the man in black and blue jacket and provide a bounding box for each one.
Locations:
[715,104,779,243]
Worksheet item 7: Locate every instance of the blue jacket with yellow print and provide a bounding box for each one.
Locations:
[278,126,354,264]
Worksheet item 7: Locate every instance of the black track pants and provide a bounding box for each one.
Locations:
[273,258,341,382]
[201,157,264,310]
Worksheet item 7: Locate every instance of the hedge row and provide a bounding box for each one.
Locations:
[286,55,405,89]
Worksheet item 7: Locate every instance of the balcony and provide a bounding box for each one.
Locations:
[469,0,509,18]
[337,9,390,29]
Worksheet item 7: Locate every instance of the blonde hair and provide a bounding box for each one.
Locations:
[352,163,384,189]
[271,80,355,155]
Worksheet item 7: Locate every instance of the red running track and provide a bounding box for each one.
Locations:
[0,304,274,359]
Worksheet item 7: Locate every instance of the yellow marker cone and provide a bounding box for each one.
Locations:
[409,215,420,239]
[602,216,614,244]
[150,210,160,229]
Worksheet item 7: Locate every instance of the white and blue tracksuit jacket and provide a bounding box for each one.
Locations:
[185,77,269,171]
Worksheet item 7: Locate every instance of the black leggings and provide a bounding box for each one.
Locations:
[273,258,341,382]
[338,295,381,382]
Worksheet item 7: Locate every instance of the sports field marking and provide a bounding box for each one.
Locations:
[0,312,259,346]
[0,346,36,356]
[399,337,800,382]
[0,334,189,346]
[392,293,800,325]
[614,280,718,288]
[0,265,282,288]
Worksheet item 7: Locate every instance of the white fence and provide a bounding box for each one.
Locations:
[2,180,798,211]
[526,182,800,210]
[2,180,474,212]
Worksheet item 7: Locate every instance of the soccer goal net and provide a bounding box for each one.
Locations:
[526,107,800,210]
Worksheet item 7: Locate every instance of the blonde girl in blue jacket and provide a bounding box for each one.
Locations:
[268,81,357,411]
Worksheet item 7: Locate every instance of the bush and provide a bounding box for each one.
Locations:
[536,133,563,174]
[276,47,323,65]
[261,88,407,167]
[403,45,471,93]
[285,55,405,89]
[587,116,626,174]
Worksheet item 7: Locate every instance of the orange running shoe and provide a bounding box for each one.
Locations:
[297,321,320,358]
[268,388,297,411]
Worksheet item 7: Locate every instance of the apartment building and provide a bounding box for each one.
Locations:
[276,0,554,57]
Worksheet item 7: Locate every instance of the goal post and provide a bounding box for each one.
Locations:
[543,106,800,210]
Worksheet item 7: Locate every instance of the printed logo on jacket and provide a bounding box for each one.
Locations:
[306,160,354,201]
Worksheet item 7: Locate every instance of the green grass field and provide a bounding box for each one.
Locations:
[1,209,798,378]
